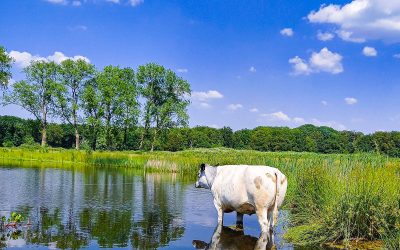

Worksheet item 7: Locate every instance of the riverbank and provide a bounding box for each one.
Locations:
[1,147,399,249]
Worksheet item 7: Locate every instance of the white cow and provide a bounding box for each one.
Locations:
[195,164,287,233]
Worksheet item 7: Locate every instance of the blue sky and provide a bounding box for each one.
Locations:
[1,0,400,133]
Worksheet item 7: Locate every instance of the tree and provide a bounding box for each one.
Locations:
[81,78,103,150]
[115,67,140,149]
[137,63,191,151]
[0,46,13,89]
[95,66,138,150]
[220,126,233,148]
[4,61,60,146]
[56,59,95,149]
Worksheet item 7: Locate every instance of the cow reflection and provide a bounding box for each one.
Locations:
[193,225,275,250]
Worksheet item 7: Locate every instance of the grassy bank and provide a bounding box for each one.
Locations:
[1,147,399,248]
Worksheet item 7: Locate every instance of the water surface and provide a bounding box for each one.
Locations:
[0,166,303,249]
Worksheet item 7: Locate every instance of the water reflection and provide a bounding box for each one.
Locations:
[193,225,275,250]
[0,167,186,249]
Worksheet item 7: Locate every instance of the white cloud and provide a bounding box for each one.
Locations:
[308,0,400,43]
[45,0,142,7]
[345,97,358,105]
[310,118,347,130]
[68,25,87,31]
[191,90,223,101]
[293,117,305,124]
[249,108,259,113]
[289,56,312,75]
[321,100,328,106]
[258,111,347,130]
[362,46,378,57]
[9,51,90,68]
[199,102,211,109]
[310,48,343,74]
[289,47,343,75]
[227,104,243,111]
[280,28,294,37]
[209,124,220,129]
[46,0,67,4]
[261,111,291,122]
[249,66,256,73]
[72,0,81,6]
[177,68,188,73]
[317,31,335,41]
[336,30,365,43]
[129,0,143,6]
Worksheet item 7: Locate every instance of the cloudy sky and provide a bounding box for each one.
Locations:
[1,0,400,133]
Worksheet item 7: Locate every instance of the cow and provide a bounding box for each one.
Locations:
[195,164,287,233]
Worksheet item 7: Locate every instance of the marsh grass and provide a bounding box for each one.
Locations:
[0,147,399,248]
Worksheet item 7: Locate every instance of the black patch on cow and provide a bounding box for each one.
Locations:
[200,163,206,172]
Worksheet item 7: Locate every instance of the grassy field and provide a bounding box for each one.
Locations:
[1,147,399,249]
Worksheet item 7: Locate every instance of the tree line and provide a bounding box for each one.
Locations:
[1,115,400,157]
[2,46,400,156]
[0,46,191,150]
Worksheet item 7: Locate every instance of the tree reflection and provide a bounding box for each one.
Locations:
[131,174,185,249]
[0,168,186,249]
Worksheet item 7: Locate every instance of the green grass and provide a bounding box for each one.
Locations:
[1,147,399,248]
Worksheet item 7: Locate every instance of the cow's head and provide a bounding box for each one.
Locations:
[195,163,210,189]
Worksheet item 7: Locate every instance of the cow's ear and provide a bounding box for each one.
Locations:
[200,163,206,172]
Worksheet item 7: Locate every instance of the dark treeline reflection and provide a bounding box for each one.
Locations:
[0,167,186,249]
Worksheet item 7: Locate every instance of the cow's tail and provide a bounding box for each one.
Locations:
[273,172,280,226]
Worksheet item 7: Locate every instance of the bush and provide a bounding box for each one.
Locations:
[2,140,14,147]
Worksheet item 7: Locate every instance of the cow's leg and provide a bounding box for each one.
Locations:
[255,230,275,250]
[236,212,243,230]
[256,208,270,233]
[213,199,224,225]
[267,209,274,231]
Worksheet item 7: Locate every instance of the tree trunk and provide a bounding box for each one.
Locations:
[75,128,80,150]
[151,128,157,152]
[41,109,47,147]
[41,127,47,147]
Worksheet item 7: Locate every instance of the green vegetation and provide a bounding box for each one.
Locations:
[0,46,13,88]
[2,116,400,157]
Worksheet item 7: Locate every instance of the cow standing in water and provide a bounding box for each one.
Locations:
[195,164,287,233]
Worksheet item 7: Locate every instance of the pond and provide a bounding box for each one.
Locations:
[0,166,316,249]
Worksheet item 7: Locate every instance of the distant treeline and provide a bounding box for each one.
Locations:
[1,115,400,157]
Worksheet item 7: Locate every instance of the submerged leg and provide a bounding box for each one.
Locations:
[236,212,244,230]
[267,209,274,231]
[213,199,224,225]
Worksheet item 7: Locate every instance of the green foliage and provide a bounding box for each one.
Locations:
[137,63,191,150]
[56,59,95,149]
[0,46,13,88]
[2,140,14,147]
[3,60,61,146]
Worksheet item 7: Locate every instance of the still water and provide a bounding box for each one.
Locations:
[0,166,298,249]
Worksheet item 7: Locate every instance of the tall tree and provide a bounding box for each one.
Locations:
[116,67,139,149]
[4,60,60,146]
[0,46,13,89]
[56,59,95,149]
[81,78,103,150]
[96,65,138,150]
[137,63,191,151]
